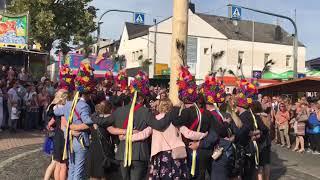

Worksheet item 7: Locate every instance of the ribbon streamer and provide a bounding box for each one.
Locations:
[191,103,202,176]
[249,108,260,168]
[124,91,138,167]
[62,91,79,160]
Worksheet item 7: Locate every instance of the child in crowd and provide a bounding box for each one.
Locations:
[10,102,20,132]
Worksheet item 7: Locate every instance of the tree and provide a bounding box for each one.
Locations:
[8,0,97,53]
[217,67,227,82]
[138,55,152,70]
[112,54,126,70]
[262,59,275,74]
[210,45,224,73]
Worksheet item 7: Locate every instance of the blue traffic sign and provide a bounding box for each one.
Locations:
[134,12,145,24]
[230,6,242,20]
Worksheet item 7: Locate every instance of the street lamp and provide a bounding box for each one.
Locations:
[227,4,299,79]
[96,9,135,55]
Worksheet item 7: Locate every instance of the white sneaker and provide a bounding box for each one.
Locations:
[306,149,312,153]
[312,151,320,155]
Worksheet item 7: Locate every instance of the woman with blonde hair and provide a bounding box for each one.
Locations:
[120,98,207,179]
[45,89,69,180]
[44,64,76,180]
[292,100,308,153]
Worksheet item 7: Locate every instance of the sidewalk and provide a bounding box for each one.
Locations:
[271,144,320,179]
[0,130,45,151]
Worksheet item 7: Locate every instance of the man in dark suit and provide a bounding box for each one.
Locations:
[109,71,172,180]
[110,94,173,180]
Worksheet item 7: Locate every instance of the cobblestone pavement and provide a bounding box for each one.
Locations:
[0,131,319,180]
[0,130,45,151]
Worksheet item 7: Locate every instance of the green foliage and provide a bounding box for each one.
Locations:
[8,0,97,52]
[111,54,126,70]
[262,59,276,73]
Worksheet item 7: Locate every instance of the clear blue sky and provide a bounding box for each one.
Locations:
[91,0,319,60]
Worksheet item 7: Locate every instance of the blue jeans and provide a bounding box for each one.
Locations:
[68,142,88,180]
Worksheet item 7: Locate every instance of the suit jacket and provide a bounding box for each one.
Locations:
[111,103,172,161]
[54,99,93,150]
[172,106,219,150]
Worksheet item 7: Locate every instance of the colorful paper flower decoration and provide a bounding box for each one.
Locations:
[199,75,226,104]
[104,70,114,87]
[129,70,150,96]
[176,66,198,103]
[235,79,258,108]
[59,64,75,91]
[115,69,128,91]
[75,62,96,93]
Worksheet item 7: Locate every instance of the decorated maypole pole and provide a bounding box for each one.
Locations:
[169,0,189,106]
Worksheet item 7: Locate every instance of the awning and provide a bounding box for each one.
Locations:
[258,77,320,93]
[126,67,148,77]
[262,71,282,79]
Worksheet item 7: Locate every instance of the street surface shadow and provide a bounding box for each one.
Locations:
[270,150,288,180]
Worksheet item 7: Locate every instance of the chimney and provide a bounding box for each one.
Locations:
[274,25,283,41]
[189,2,195,13]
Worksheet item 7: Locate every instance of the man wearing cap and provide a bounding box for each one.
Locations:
[108,71,173,180]
[171,67,219,180]
[234,79,268,180]
[54,62,95,180]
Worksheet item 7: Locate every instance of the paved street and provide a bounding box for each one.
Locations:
[0,131,320,180]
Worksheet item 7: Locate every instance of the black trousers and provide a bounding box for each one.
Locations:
[119,160,148,180]
[242,155,256,180]
[309,134,320,152]
[189,149,212,180]
[211,154,229,180]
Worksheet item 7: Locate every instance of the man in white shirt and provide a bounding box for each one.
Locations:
[7,81,20,128]
[10,103,20,132]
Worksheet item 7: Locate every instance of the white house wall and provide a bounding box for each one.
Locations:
[118,26,149,69]
[227,39,306,77]
[119,11,307,79]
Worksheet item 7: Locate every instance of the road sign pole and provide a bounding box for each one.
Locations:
[96,9,135,55]
[227,4,299,79]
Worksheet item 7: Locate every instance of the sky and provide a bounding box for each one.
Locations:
[91,0,320,60]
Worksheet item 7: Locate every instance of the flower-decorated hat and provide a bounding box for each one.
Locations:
[199,74,226,104]
[115,69,128,91]
[177,66,198,104]
[59,64,75,91]
[235,79,258,108]
[104,70,114,87]
[75,61,96,94]
[129,70,150,96]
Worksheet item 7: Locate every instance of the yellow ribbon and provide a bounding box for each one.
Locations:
[249,108,260,167]
[62,91,79,160]
[124,91,137,167]
[213,103,224,120]
[191,103,202,176]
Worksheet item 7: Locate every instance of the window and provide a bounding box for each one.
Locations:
[132,52,135,61]
[140,50,143,59]
[264,53,270,64]
[238,51,244,64]
[286,55,291,67]
[204,48,209,55]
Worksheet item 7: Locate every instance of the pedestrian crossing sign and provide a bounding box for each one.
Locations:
[230,6,242,20]
[134,13,145,24]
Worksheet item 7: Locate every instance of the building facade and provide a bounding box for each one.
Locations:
[118,9,306,82]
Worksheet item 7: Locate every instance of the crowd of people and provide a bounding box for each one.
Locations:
[0,65,56,133]
[2,61,320,180]
[260,95,320,155]
[40,62,272,180]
